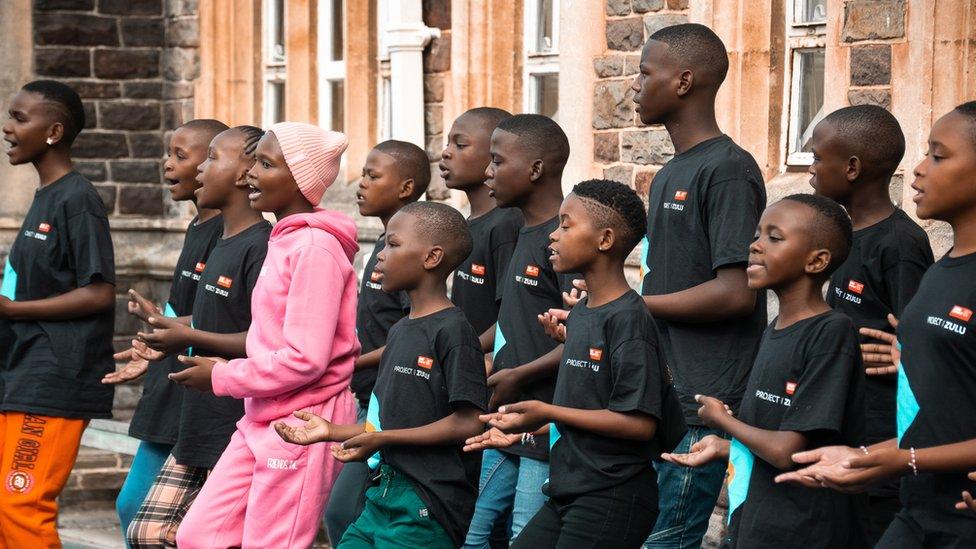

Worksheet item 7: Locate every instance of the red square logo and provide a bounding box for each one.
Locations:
[217,276,233,289]
[525,265,540,277]
[847,280,865,295]
[194,262,206,273]
[589,348,603,361]
[785,381,797,396]
[674,190,688,201]
[949,305,973,323]
[370,271,381,282]
[417,356,434,369]
[37,222,51,233]
[471,264,486,276]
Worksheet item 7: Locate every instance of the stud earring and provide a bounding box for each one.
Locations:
[46,138,54,145]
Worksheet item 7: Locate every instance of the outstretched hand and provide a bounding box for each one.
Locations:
[102,345,150,384]
[481,400,549,434]
[331,432,382,463]
[138,314,191,355]
[661,434,729,468]
[168,355,224,392]
[127,289,160,324]
[774,445,863,489]
[860,314,900,376]
[275,410,334,446]
[538,308,568,343]
[463,427,522,452]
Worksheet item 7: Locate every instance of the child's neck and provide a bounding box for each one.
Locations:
[773,278,830,329]
[405,278,453,318]
[465,182,495,219]
[661,102,723,154]
[192,200,221,223]
[580,259,631,308]
[274,199,314,221]
[843,182,896,231]
[33,151,73,187]
[220,199,265,238]
[519,178,564,226]
[948,207,976,257]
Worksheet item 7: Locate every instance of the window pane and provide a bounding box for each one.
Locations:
[533,73,559,120]
[332,0,344,62]
[330,80,344,133]
[794,0,827,24]
[535,0,555,52]
[268,82,286,124]
[791,49,825,153]
[272,0,286,62]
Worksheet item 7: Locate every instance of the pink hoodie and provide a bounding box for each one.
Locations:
[211,208,361,423]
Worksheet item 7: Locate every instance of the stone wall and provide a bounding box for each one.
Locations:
[595,0,688,200]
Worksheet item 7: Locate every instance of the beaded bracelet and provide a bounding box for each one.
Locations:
[908,447,918,476]
[859,445,869,455]
[521,432,536,448]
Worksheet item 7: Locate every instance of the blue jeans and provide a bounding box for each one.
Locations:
[645,426,728,549]
[116,440,173,548]
[463,450,549,548]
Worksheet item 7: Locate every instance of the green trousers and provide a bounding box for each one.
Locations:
[338,464,455,548]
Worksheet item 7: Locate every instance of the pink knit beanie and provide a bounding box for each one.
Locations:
[268,122,348,205]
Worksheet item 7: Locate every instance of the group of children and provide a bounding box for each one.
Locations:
[0,20,975,549]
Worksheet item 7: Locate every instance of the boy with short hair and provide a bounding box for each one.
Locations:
[664,194,867,548]
[277,201,488,548]
[103,117,229,538]
[631,24,767,547]
[324,139,432,543]
[468,179,666,548]
[463,114,577,546]
[809,105,934,542]
[440,107,522,336]
[0,79,115,548]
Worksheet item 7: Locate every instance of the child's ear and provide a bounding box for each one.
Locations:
[676,69,694,97]
[805,248,832,275]
[597,228,615,252]
[47,122,65,147]
[529,159,544,182]
[398,179,416,201]
[424,245,445,270]
[846,156,862,182]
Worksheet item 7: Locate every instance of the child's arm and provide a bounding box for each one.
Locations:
[0,280,114,320]
[643,266,756,322]
[137,316,248,358]
[275,410,366,445]
[332,404,485,463]
[355,346,384,371]
[697,395,809,470]
[479,324,495,354]
[487,345,562,409]
[484,400,656,441]
[211,246,351,399]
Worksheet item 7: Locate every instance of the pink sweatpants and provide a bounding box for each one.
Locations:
[175,392,355,549]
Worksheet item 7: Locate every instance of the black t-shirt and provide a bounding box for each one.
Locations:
[896,252,976,531]
[641,135,767,425]
[128,214,223,445]
[826,209,933,497]
[451,207,523,335]
[0,171,116,419]
[366,306,488,546]
[492,216,577,459]
[547,291,663,499]
[172,220,271,468]
[352,237,410,405]
[727,310,866,548]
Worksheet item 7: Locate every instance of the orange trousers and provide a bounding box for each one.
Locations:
[0,411,87,549]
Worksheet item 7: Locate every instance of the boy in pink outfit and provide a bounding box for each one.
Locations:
[171,122,359,548]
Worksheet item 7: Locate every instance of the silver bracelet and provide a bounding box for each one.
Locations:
[908,447,918,476]
[520,432,536,448]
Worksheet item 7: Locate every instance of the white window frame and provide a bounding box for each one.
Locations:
[262,0,287,127]
[523,0,560,120]
[317,0,346,132]
[783,0,827,166]
[376,0,393,141]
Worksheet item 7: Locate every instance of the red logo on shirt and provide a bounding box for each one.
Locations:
[471,264,486,276]
[589,348,603,361]
[785,381,797,396]
[217,276,233,289]
[194,262,206,273]
[370,271,382,282]
[847,280,864,295]
[37,223,51,233]
[525,265,540,277]
[417,356,434,369]
[674,190,688,201]
[949,305,973,323]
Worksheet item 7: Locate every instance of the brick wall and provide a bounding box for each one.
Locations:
[595,0,688,199]
[423,0,451,201]
[33,0,199,218]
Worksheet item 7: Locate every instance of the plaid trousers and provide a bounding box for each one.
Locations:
[126,455,209,548]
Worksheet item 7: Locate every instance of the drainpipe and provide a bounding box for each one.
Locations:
[385,0,440,148]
